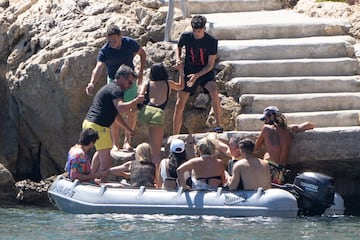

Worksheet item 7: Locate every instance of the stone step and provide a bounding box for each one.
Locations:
[167,126,360,164]
[168,0,282,14]
[204,10,349,40]
[239,92,360,113]
[219,58,359,77]
[235,110,360,131]
[218,36,355,61]
[225,76,360,97]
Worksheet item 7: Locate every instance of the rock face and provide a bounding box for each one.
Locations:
[0,0,239,181]
[15,176,55,207]
[0,163,17,204]
[294,0,360,39]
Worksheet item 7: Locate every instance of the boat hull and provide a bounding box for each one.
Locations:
[48,176,299,217]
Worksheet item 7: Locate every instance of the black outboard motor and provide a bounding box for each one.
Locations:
[293,172,335,216]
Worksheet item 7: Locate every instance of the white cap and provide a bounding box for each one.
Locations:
[170,139,185,153]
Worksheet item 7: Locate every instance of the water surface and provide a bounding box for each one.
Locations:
[0,206,358,240]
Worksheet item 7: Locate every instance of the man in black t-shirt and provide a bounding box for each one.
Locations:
[82,65,144,181]
[173,15,223,134]
[85,25,146,151]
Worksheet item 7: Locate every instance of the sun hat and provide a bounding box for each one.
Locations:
[170,139,185,153]
[259,106,280,121]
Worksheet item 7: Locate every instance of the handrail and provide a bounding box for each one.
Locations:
[180,0,190,19]
[164,0,190,42]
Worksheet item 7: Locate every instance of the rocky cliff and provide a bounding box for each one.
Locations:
[0,0,239,182]
[1,0,360,213]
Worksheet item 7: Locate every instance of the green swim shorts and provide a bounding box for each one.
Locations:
[107,76,137,102]
[138,105,165,126]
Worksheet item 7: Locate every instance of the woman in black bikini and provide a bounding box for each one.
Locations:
[176,136,226,190]
[159,139,190,189]
[137,62,184,187]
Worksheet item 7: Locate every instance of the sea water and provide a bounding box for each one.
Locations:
[0,206,359,240]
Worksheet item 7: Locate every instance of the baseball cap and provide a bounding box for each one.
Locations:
[259,106,279,121]
[170,139,185,153]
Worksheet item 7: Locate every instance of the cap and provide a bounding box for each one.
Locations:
[259,106,279,121]
[170,139,185,153]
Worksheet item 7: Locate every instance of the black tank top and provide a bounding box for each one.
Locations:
[130,160,155,188]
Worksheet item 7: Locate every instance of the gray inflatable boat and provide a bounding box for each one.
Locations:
[48,173,344,217]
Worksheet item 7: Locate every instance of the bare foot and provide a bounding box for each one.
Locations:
[111,145,119,152]
[122,142,134,152]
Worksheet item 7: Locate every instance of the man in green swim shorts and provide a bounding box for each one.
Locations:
[85,24,146,151]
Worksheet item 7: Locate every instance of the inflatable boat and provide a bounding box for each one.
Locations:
[48,172,344,217]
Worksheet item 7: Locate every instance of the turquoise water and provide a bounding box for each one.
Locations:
[0,206,359,240]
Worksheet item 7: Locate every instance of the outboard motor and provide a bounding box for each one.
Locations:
[293,172,335,216]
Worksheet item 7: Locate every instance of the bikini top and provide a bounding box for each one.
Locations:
[144,80,169,110]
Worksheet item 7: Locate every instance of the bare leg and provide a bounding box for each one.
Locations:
[90,151,99,173]
[149,126,164,166]
[97,148,112,182]
[110,122,120,150]
[205,81,222,127]
[149,126,164,188]
[123,111,138,150]
[173,91,190,135]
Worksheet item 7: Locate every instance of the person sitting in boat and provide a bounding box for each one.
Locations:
[64,128,108,182]
[177,136,226,190]
[227,138,271,191]
[110,142,156,188]
[208,134,242,177]
[159,139,191,189]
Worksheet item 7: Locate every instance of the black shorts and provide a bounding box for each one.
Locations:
[183,70,215,96]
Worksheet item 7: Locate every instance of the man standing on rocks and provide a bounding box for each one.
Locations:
[255,106,315,184]
[85,24,146,151]
[83,65,144,181]
[173,15,223,134]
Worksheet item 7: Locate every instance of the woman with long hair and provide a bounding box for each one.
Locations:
[177,136,226,190]
[110,142,155,187]
[137,62,184,187]
[159,139,189,189]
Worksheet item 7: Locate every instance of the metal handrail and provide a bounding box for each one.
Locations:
[164,0,190,42]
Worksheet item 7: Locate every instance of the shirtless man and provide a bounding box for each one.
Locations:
[254,106,315,184]
[227,138,271,190]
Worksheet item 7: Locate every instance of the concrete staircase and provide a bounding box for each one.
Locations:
[180,0,360,131]
[163,0,360,213]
